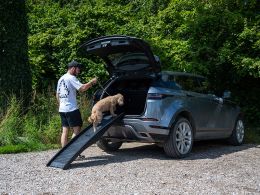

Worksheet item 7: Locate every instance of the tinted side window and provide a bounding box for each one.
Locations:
[197,78,210,94]
[175,76,207,93]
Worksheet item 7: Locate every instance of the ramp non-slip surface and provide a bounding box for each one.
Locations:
[47,113,124,170]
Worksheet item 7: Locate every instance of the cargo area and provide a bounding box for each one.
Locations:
[94,77,155,116]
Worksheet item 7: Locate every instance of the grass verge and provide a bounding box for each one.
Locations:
[0,92,91,154]
[245,127,260,144]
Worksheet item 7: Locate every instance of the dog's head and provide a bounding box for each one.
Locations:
[115,93,124,106]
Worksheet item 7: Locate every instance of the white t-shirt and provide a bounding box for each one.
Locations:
[56,73,83,112]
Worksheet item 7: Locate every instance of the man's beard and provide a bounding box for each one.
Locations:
[71,70,78,76]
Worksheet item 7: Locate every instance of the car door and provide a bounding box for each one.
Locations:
[174,74,222,132]
[214,97,239,131]
[185,91,221,131]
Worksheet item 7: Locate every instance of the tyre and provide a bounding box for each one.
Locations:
[97,139,123,152]
[228,118,245,146]
[164,117,194,158]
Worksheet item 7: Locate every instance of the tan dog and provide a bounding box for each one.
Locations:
[88,93,124,132]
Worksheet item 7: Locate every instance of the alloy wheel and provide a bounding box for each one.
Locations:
[236,120,244,143]
[175,121,192,154]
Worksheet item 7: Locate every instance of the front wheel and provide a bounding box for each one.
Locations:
[228,118,245,146]
[97,139,123,152]
[164,118,194,158]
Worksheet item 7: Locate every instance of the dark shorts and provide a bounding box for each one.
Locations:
[59,109,83,127]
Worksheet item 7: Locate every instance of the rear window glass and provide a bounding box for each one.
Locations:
[175,75,208,93]
[152,80,181,90]
[108,52,149,67]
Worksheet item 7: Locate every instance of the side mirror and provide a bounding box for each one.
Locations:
[223,90,231,99]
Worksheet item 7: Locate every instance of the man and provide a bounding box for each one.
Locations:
[56,60,97,148]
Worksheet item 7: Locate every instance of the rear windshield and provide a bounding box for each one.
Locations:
[108,52,150,71]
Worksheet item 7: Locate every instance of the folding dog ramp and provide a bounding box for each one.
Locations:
[47,113,124,170]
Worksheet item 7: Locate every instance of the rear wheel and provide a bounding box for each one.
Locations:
[228,118,245,146]
[164,118,194,158]
[97,139,123,152]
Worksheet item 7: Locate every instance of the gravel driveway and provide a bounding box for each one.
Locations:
[1,141,260,195]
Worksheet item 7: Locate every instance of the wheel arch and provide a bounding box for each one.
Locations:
[169,110,197,136]
[228,112,245,146]
[164,110,195,158]
[233,112,245,129]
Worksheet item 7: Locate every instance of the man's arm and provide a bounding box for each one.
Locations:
[79,78,97,92]
[56,93,60,104]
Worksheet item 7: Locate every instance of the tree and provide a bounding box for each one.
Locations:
[26,0,259,124]
[0,0,32,115]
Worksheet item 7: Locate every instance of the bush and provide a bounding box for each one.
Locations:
[0,92,60,153]
[0,96,23,146]
[42,114,62,144]
[0,90,92,153]
[0,0,32,114]
[245,127,260,144]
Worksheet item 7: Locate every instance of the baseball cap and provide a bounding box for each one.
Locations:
[67,60,83,69]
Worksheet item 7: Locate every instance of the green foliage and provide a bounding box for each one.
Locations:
[0,91,92,153]
[0,142,57,154]
[23,91,61,145]
[245,127,260,144]
[42,115,61,144]
[0,144,28,154]
[0,97,23,146]
[0,93,60,152]
[24,0,260,125]
[0,0,32,114]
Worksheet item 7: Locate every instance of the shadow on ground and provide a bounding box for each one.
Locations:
[69,141,258,169]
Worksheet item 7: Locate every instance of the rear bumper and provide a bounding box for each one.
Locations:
[103,118,169,143]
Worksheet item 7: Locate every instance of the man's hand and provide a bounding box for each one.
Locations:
[90,77,97,86]
[79,77,98,92]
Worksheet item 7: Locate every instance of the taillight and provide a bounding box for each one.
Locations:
[147,93,167,100]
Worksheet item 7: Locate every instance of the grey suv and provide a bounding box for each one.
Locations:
[80,35,244,158]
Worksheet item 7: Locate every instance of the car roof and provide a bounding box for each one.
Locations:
[161,71,205,79]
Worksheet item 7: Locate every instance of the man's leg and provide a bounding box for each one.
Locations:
[70,109,82,138]
[59,112,70,148]
[72,126,81,138]
[66,109,84,158]
[61,126,69,147]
